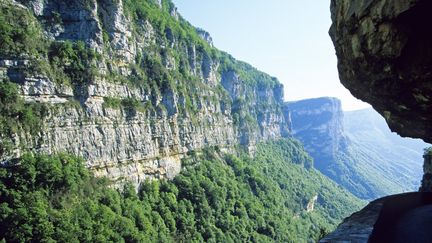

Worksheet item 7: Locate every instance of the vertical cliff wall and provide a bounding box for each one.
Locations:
[287,98,368,196]
[0,0,290,185]
[287,97,347,172]
[287,98,426,199]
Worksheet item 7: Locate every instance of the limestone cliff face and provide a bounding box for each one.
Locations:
[287,97,348,172]
[329,0,432,143]
[222,71,290,149]
[286,98,369,197]
[0,0,290,186]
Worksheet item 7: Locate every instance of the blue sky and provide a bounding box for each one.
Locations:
[171,0,370,111]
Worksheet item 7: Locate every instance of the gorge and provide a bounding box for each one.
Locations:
[0,0,430,242]
[0,0,361,241]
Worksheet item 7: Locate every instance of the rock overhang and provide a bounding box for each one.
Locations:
[330,0,432,143]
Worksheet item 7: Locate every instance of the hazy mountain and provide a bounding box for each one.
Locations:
[344,108,427,193]
[288,98,428,200]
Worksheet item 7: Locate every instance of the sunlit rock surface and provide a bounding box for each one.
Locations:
[1,0,291,187]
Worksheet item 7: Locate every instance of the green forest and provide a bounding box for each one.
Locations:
[0,1,364,242]
[0,139,363,242]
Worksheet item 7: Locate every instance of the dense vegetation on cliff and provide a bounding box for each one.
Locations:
[0,1,364,242]
[0,139,363,242]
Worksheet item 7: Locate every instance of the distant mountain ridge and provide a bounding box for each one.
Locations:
[287,97,427,200]
[344,108,426,192]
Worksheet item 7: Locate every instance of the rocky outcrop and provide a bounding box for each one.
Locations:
[0,0,291,186]
[320,196,385,242]
[19,0,135,73]
[322,192,432,242]
[223,71,290,151]
[25,0,104,49]
[420,150,432,191]
[196,28,214,47]
[329,0,432,143]
[306,194,318,213]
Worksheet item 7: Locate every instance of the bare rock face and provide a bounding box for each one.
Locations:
[196,28,214,47]
[320,196,385,242]
[1,0,291,187]
[330,0,432,143]
[287,97,348,171]
[420,151,432,191]
[322,192,432,242]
